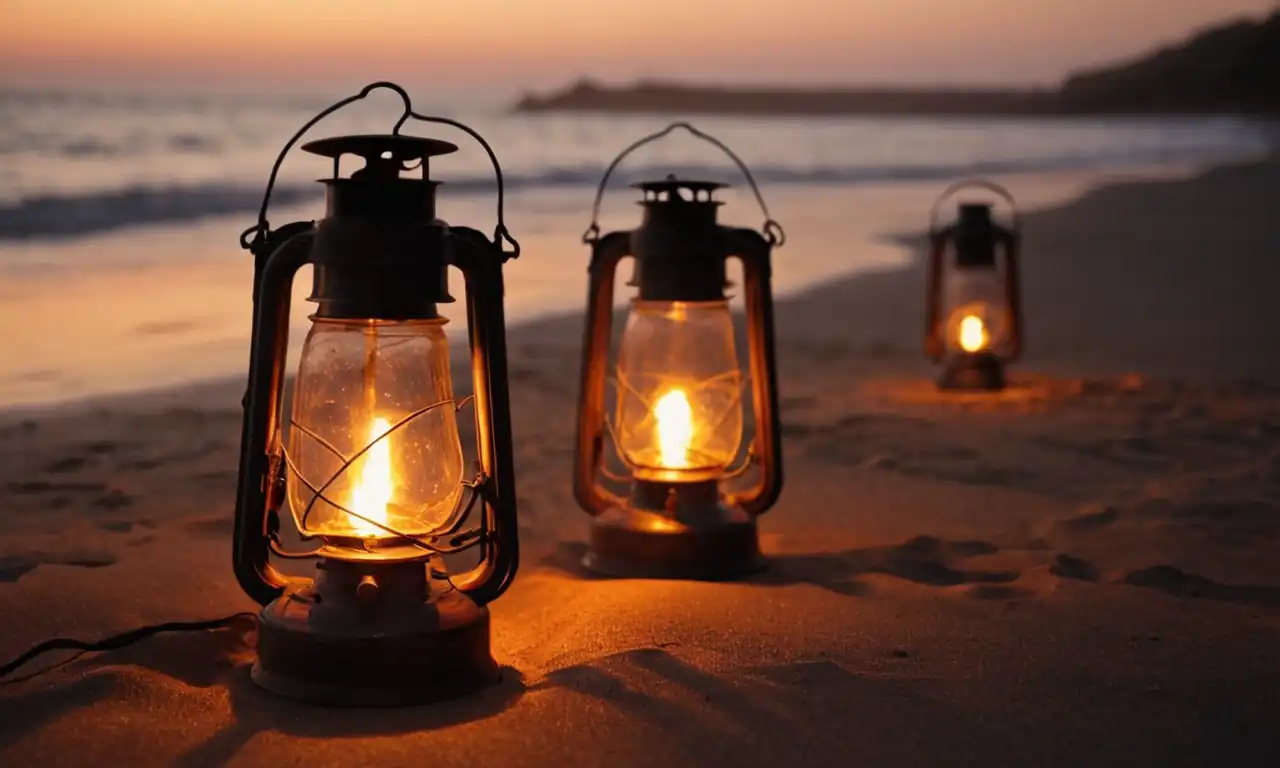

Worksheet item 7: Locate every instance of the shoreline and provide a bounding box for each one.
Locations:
[0,155,1262,417]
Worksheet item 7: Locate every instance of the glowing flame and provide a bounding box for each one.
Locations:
[654,388,694,469]
[349,416,393,536]
[958,314,989,353]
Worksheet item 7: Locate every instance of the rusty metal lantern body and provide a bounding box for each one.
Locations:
[925,180,1024,391]
[232,84,520,707]
[574,123,784,581]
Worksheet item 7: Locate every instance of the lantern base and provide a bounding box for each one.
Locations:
[252,558,498,707]
[584,480,765,581]
[938,352,1006,391]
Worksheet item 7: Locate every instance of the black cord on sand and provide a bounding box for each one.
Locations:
[0,612,257,684]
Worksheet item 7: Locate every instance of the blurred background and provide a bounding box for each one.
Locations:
[1,0,1276,406]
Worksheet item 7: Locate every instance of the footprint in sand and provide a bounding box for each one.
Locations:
[183,515,235,539]
[1051,504,1121,537]
[1029,434,1168,470]
[120,457,167,471]
[795,412,1036,490]
[759,535,1021,597]
[0,419,39,437]
[0,552,117,583]
[133,319,203,336]
[1134,498,1280,540]
[867,536,1016,587]
[779,395,818,411]
[780,423,816,440]
[196,469,237,483]
[6,480,107,494]
[84,440,119,455]
[1049,553,1100,582]
[1122,565,1280,610]
[966,584,1036,601]
[900,463,1035,489]
[91,489,134,511]
[44,456,89,474]
[97,517,158,534]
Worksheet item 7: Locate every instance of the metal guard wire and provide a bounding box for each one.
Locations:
[238,81,520,260]
[274,395,488,558]
[582,121,785,248]
[599,369,755,483]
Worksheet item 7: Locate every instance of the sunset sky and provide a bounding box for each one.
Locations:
[1,0,1274,93]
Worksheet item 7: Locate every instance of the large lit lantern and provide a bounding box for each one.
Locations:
[574,123,784,580]
[925,180,1024,390]
[232,83,520,706]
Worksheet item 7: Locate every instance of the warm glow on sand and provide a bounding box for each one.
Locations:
[349,416,393,536]
[959,314,990,352]
[654,389,694,469]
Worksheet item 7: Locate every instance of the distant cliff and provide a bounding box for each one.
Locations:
[1058,12,1280,113]
[514,81,1056,116]
[514,12,1280,116]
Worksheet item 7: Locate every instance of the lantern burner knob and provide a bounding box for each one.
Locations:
[356,574,380,604]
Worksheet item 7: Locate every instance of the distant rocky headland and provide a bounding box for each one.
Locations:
[515,83,1058,117]
[514,12,1280,117]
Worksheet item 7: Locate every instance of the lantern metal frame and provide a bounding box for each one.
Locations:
[232,82,520,707]
[925,179,1024,391]
[574,122,785,581]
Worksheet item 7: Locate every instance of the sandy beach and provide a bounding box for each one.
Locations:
[3,156,1280,766]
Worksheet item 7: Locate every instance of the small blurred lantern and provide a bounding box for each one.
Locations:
[574,123,785,580]
[925,180,1024,391]
[232,83,520,706]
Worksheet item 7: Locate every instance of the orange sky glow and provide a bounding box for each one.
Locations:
[1,0,1274,91]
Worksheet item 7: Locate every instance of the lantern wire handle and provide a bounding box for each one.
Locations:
[605,369,747,473]
[237,81,520,261]
[405,110,521,260]
[582,121,786,248]
[278,394,490,556]
[927,178,1021,236]
[238,81,413,252]
[293,396,455,531]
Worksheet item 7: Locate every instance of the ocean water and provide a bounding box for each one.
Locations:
[0,87,1273,406]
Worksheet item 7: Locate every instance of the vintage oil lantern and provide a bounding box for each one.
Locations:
[573,123,784,581]
[925,179,1024,390]
[232,83,520,706]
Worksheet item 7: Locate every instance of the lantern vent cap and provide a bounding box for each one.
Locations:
[958,202,994,221]
[302,134,459,178]
[633,174,727,204]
